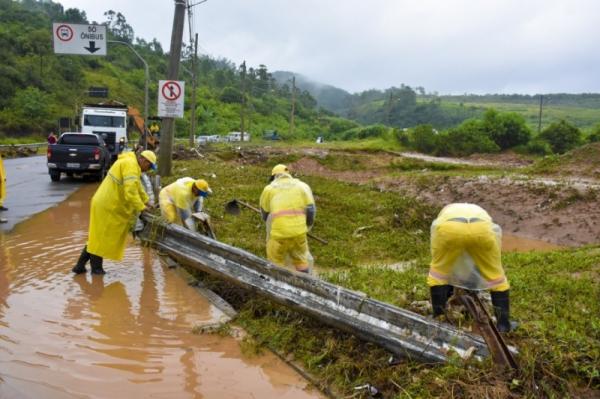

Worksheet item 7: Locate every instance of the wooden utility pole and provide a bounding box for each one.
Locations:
[158,0,187,176]
[189,32,198,147]
[289,75,296,136]
[538,94,543,134]
[240,61,246,141]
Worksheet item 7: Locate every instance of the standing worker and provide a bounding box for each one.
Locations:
[427,203,515,332]
[259,164,316,274]
[159,177,211,231]
[0,151,7,219]
[72,150,157,275]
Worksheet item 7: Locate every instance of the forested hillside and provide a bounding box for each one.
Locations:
[277,71,600,133]
[0,0,350,140]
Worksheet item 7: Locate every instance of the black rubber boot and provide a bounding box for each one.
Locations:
[491,290,512,332]
[430,285,451,317]
[72,247,90,274]
[90,254,105,275]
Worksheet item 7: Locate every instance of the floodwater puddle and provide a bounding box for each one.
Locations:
[0,185,322,398]
[502,234,565,252]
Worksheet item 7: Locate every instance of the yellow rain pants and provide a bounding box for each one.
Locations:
[87,152,148,260]
[428,203,510,292]
[0,152,6,207]
[159,177,201,226]
[260,174,314,270]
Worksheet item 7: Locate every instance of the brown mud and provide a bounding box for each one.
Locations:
[284,155,599,247]
[0,185,322,399]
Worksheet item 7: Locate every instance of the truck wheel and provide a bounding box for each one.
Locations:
[50,170,61,182]
[96,167,106,182]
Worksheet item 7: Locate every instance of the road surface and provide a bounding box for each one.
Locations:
[0,155,86,231]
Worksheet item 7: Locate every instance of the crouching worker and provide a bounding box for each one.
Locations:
[260,164,316,274]
[159,178,211,231]
[73,150,157,275]
[428,203,515,332]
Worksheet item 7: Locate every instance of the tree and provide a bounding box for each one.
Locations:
[103,10,134,43]
[410,124,438,153]
[438,119,499,156]
[539,120,582,154]
[483,109,531,150]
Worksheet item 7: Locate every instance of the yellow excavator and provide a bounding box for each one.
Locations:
[128,106,160,150]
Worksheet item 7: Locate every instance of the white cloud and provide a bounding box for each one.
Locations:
[56,0,600,94]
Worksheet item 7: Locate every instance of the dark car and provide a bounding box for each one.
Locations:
[47,132,111,182]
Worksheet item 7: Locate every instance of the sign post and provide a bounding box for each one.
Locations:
[53,23,107,56]
[158,80,185,118]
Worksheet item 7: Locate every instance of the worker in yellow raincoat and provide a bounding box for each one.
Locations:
[428,203,515,332]
[259,164,316,274]
[0,151,7,214]
[72,150,156,275]
[159,177,211,231]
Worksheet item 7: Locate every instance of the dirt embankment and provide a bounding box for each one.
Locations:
[285,153,599,247]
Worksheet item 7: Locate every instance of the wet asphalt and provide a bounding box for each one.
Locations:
[1,155,89,231]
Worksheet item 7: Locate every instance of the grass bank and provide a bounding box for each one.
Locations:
[166,151,599,398]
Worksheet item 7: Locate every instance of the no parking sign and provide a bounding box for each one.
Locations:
[158,80,185,118]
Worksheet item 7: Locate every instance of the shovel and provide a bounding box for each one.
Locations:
[225,199,328,245]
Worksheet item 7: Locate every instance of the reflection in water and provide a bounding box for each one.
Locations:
[0,185,321,398]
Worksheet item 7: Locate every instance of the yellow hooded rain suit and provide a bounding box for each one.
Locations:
[159,177,204,230]
[260,174,315,270]
[87,152,148,261]
[428,203,509,292]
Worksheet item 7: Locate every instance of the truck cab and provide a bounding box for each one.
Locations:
[81,104,128,162]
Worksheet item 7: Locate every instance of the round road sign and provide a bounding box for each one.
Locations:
[55,24,74,42]
[161,81,182,101]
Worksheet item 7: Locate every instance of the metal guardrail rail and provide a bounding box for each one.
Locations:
[139,214,505,364]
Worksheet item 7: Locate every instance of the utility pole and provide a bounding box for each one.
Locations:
[289,75,296,137]
[158,0,187,176]
[240,60,246,141]
[189,33,198,147]
[538,94,543,134]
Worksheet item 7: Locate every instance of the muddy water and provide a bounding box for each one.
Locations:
[502,234,564,252]
[0,185,322,399]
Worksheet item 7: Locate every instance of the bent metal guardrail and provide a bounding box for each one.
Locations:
[139,213,504,364]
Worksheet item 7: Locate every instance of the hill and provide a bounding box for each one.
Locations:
[0,0,359,142]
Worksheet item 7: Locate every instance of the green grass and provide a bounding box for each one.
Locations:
[0,134,45,144]
[169,150,599,398]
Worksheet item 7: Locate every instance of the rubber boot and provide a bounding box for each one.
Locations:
[430,285,451,317]
[491,290,513,332]
[90,254,105,275]
[72,247,90,274]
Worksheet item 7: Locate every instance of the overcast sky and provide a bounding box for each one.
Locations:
[56,0,600,94]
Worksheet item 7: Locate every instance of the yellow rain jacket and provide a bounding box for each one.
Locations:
[259,174,315,240]
[428,203,509,292]
[87,152,148,260]
[0,152,5,207]
[159,177,202,228]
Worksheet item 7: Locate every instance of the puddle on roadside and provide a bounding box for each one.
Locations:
[502,234,565,252]
[0,185,323,399]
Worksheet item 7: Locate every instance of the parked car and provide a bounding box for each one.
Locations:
[47,132,111,182]
[196,135,209,145]
[226,131,250,142]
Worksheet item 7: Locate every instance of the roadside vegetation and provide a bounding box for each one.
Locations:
[164,149,599,398]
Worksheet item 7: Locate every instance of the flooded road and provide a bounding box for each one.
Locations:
[0,155,82,232]
[0,185,322,399]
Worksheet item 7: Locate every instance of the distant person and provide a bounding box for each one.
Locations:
[427,203,515,332]
[159,177,211,231]
[72,150,157,275]
[149,122,160,138]
[259,164,316,274]
[0,151,7,214]
[47,132,57,145]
